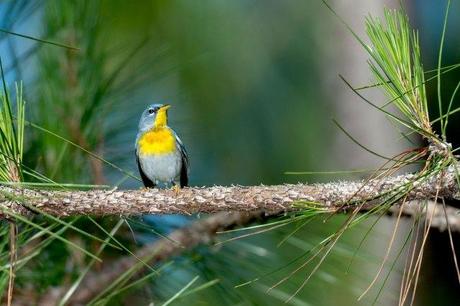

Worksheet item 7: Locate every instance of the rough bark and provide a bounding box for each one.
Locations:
[38,211,265,305]
[1,165,459,218]
[36,201,460,306]
[5,164,458,305]
[7,166,460,306]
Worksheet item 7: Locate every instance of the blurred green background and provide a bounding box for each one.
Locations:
[0,0,459,305]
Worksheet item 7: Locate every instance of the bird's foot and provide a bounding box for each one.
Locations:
[139,186,155,191]
[172,184,181,195]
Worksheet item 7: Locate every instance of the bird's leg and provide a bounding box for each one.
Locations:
[171,181,181,195]
[140,181,157,191]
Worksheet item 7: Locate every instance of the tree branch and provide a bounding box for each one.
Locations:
[38,211,265,305]
[6,164,460,304]
[38,200,460,305]
[1,165,459,217]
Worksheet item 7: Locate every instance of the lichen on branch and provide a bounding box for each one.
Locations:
[1,163,459,219]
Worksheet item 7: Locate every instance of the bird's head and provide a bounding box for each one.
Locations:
[138,103,171,132]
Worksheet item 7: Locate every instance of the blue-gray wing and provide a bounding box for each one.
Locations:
[175,134,189,187]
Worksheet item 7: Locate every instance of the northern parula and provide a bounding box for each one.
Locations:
[135,104,189,188]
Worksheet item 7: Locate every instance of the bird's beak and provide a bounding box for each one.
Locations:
[153,104,170,128]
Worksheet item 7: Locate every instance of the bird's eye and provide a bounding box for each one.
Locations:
[148,108,155,114]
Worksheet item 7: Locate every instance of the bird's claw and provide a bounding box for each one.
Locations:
[172,185,181,195]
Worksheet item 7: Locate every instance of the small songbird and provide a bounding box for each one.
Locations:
[135,104,189,188]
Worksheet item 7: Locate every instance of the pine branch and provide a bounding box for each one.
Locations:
[1,164,459,218]
[38,211,264,305]
[37,201,460,305]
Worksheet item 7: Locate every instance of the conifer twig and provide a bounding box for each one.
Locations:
[1,164,460,218]
[36,199,460,305]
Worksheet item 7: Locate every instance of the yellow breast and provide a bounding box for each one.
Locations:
[138,128,176,155]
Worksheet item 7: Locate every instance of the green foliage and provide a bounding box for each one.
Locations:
[20,239,70,291]
[0,1,459,305]
[28,1,103,182]
[0,74,25,182]
[366,9,430,134]
[28,1,145,183]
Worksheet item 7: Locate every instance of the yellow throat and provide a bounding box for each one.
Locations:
[138,107,176,155]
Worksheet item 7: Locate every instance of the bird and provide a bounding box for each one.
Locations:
[135,104,189,188]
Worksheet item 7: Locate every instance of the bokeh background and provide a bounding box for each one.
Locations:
[0,0,459,305]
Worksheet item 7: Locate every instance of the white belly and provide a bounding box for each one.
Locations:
[139,151,182,184]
